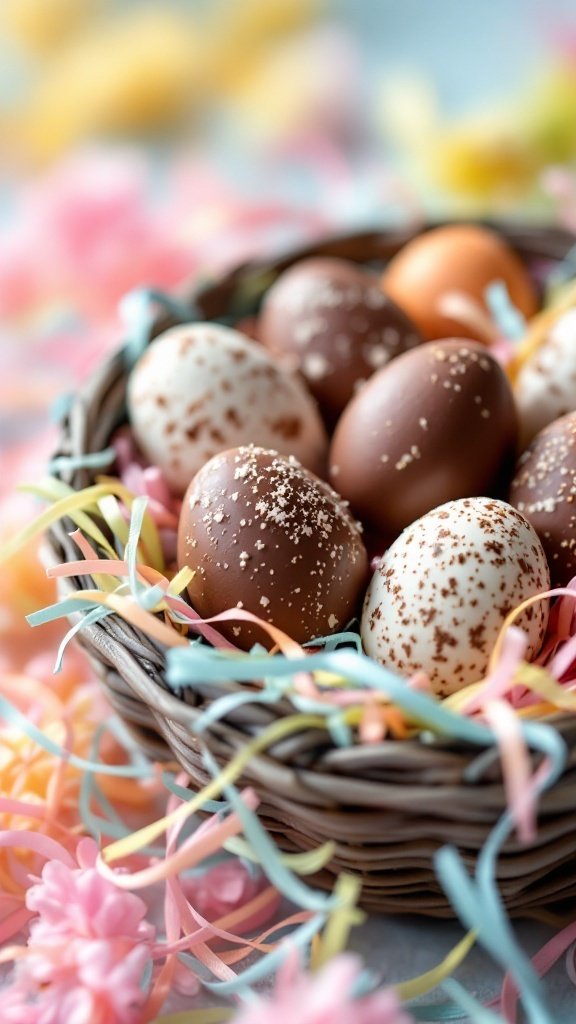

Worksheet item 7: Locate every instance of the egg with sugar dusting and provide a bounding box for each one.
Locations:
[177,445,369,649]
[259,256,422,427]
[361,497,549,696]
[329,339,518,544]
[127,322,328,495]
[510,411,576,587]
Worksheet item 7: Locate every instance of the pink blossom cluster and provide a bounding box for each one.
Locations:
[233,950,414,1024]
[0,840,154,1024]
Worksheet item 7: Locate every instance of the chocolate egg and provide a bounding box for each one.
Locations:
[510,411,576,586]
[329,339,518,541]
[259,257,422,426]
[127,323,328,494]
[514,308,576,447]
[381,224,538,342]
[361,497,549,696]
[177,445,368,648]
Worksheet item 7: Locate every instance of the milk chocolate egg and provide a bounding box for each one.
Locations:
[510,411,576,586]
[127,323,328,494]
[362,497,549,696]
[329,339,518,540]
[177,445,368,648]
[259,257,422,426]
[514,308,576,447]
[381,224,538,342]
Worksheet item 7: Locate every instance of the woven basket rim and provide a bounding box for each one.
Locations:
[45,219,576,748]
[42,220,576,916]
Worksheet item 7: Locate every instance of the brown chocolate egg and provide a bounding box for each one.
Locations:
[259,257,422,426]
[177,445,368,649]
[381,224,538,342]
[510,411,576,586]
[329,339,518,541]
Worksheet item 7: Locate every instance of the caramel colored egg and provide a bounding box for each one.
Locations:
[259,257,422,426]
[381,224,538,342]
[329,339,518,541]
[177,445,368,649]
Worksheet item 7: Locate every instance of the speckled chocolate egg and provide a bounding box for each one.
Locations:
[510,411,576,586]
[177,445,368,648]
[381,224,538,342]
[361,497,549,696]
[127,323,328,495]
[329,339,518,541]
[514,308,576,447]
[259,257,422,426]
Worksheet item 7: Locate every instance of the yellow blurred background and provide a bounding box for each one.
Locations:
[2,0,576,465]
[1,0,576,209]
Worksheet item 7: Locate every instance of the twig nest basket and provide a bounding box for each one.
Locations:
[46,223,576,917]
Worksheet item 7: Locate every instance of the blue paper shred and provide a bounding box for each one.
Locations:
[201,748,344,914]
[48,447,117,474]
[485,280,526,340]
[167,646,494,745]
[119,287,201,369]
[440,980,504,1022]
[0,693,156,778]
[200,913,327,996]
[54,603,112,673]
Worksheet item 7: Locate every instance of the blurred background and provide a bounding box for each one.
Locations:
[2,0,576,509]
[1,7,576,1016]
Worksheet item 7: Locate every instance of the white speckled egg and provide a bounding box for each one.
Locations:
[361,497,550,696]
[127,323,328,494]
[515,308,576,447]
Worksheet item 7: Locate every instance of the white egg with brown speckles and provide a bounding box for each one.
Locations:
[361,497,549,696]
[127,323,328,495]
[515,309,576,447]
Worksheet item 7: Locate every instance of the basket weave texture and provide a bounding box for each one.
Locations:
[47,223,576,917]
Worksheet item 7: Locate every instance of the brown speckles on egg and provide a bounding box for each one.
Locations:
[361,497,549,696]
[329,339,518,542]
[259,257,422,428]
[267,416,302,440]
[178,445,368,649]
[127,323,327,495]
[510,410,576,586]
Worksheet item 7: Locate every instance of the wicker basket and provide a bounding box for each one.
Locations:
[46,222,576,917]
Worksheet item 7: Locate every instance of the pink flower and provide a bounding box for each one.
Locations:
[183,859,279,935]
[231,951,415,1024]
[27,943,152,1024]
[26,843,154,945]
[5,839,155,1024]
[0,149,194,322]
[0,985,40,1024]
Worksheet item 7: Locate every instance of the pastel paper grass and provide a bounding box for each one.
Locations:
[0,704,337,1018]
[0,615,568,1024]
[6,466,576,865]
[0,672,156,923]
[4,350,576,1021]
